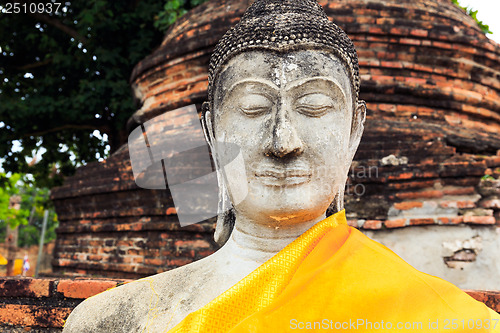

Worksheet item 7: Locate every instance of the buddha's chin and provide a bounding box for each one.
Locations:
[236,206,327,228]
[230,179,335,222]
[234,195,330,226]
[251,181,333,204]
[266,209,326,225]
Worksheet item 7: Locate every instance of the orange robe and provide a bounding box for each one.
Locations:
[169,210,500,332]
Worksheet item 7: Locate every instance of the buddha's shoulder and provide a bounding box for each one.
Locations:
[63,256,219,333]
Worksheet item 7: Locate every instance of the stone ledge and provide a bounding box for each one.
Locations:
[0,277,497,332]
[0,277,130,332]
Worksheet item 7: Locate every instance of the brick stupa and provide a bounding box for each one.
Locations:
[52,0,500,282]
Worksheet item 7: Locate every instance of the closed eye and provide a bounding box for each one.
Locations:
[296,104,333,117]
[239,94,273,117]
[294,93,335,117]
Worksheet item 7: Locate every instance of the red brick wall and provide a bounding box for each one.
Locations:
[0,277,129,332]
[0,277,498,332]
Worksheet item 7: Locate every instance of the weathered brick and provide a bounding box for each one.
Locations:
[442,187,475,195]
[0,304,71,328]
[346,219,357,228]
[380,61,403,69]
[116,240,134,247]
[400,37,421,45]
[456,200,476,209]
[166,207,177,215]
[439,201,457,208]
[387,172,413,180]
[479,199,500,209]
[0,278,53,298]
[133,257,144,264]
[144,258,165,266]
[167,258,192,267]
[409,29,428,37]
[432,41,452,49]
[57,280,118,299]
[463,216,496,225]
[377,103,397,113]
[409,218,435,226]
[394,201,423,210]
[396,190,443,199]
[389,27,407,35]
[438,216,464,224]
[385,219,407,228]
[363,220,382,229]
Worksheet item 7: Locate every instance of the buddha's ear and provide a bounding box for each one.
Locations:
[201,101,215,151]
[348,100,366,160]
[201,101,235,245]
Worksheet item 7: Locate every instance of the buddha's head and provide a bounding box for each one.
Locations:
[202,0,366,245]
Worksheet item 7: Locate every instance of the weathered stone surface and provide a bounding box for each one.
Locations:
[364,225,500,290]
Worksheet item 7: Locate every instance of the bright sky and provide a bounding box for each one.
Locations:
[459,0,500,43]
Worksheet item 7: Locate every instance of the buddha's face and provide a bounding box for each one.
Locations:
[209,49,362,226]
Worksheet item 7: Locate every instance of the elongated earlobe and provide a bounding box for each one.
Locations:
[201,102,214,151]
[202,104,236,245]
[326,186,345,216]
[349,100,366,160]
[327,100,366,217]
[335,186,344,211]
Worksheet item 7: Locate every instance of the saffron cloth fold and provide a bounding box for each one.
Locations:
[169,210,500,332]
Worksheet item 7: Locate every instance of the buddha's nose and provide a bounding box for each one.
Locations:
[267,104,304,158]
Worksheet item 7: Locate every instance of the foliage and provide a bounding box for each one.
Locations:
[18,194,58,247]
[451,0,492,34]
[0,173,29,229]
[155,0,209,33]
[0,0,166,187]
[0,0,210,188]
[481,174,496,181]
[0,173,58,247]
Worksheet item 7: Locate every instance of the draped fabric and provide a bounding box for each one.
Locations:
[169,210,500,332]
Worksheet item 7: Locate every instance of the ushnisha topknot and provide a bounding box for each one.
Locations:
[206,0,360,110]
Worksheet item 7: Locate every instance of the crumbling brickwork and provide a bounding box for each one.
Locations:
[0,277,129,332]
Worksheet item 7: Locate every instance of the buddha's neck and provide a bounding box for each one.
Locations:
[221,213,326,265]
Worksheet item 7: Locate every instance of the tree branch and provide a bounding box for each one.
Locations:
[26,11,88,44]
[16,58,52,71]
[22,124,107,138]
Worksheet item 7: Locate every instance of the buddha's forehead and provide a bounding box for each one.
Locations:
[214,49,352,102]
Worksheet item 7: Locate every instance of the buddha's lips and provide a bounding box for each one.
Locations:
[254,168,312,186]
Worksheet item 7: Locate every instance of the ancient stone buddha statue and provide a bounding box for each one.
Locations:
[63,0,500,332]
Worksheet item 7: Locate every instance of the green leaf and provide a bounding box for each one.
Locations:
[451,0,492,35]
